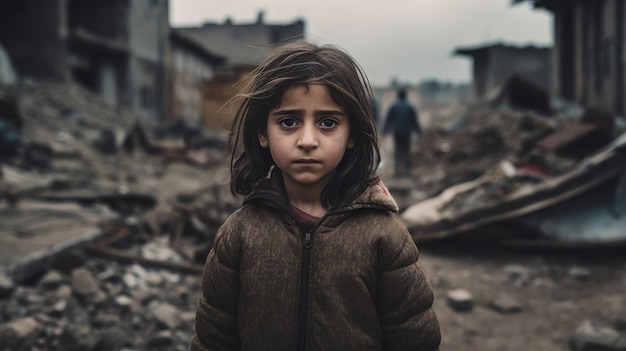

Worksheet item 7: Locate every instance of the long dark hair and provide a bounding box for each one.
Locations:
[229,40,381,209]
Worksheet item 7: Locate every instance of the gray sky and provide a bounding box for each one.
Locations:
[170,0,552,87]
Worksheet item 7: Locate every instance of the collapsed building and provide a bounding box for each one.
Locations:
[400,74,626,247]
[396,0,626,247]
[0,2,305,129]
[0,0,171,121]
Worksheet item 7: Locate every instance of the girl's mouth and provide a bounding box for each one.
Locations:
[294,159,320,164]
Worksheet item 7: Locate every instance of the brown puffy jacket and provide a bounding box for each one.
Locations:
[191,175,440,351]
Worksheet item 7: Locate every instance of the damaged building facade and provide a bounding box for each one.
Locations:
[519,0,626,116]
[453,43,551,102]
[0,0,170,121]
[0,3,305,128]
[174,11,305,129]
[169,30,225,126]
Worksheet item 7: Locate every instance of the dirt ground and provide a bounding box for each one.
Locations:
[417,238,626,351]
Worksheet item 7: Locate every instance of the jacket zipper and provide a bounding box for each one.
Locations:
[297,229,313,351]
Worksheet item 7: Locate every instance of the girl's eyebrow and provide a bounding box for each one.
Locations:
[317,110,346,117]
[270,109,346,117]
[270,109,301,116]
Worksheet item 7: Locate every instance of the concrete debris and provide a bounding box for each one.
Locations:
[152,302,183,329]
[489,292,523,314]
[446,288,474,312]
[0,255,201,350]
[568,266,592,282]
[0,272,13,298]
[37,269,64,289]
[148,329,174,348]
[569,320,626,351]
[71,267,105,302]
[0,316,41,350]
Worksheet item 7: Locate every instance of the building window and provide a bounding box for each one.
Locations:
[140,86,154,109]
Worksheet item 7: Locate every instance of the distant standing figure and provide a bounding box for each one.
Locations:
[383,89,421,178]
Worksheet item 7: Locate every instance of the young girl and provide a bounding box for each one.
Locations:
[191,41,440,351]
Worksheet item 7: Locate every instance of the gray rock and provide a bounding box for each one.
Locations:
[446,288,473,312]
[0,272,14,298]
[147,330,173,348]
[0,316,41,350]
[58,323,97,351]
[71,268,99,296]
[46,299,68,316]
[94,328,129,351]
[489,292,523,314]
[38,270,65,288]
[92,313,122,328]
[502,264,531,286]
[115,294,135,313]
[152,303,183,329]
[71,267,105,303]
[568,266,592,282]
[569,320,626,351]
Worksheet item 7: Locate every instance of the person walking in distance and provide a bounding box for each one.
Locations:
[190,41,440,351]
[383,88,422,178]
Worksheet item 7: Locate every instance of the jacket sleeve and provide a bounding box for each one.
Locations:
[190,219,242,351]
[376,225,441,351]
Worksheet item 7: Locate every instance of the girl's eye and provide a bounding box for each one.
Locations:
[320,119,337,128]
[279,118,297,128]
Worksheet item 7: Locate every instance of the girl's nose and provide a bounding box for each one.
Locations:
[297,124,319,150]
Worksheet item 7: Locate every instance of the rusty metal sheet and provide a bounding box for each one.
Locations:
[513,176,626,245]
[536,123,599,152]
[402,131,626,244]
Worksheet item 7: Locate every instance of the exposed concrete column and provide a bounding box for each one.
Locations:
[574,0,588,105]
[551,6,562,98]
[603,0,617,112]
[615,0,624,115]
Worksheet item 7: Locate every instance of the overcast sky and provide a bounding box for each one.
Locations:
[170,0,552,87]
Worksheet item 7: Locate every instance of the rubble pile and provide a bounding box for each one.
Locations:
[402,80,626,245]
[413,103,577,199]
[0,254,201,351]
[0,80,240,349]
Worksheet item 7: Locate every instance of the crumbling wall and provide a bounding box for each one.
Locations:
[67,0,128,42]
[0,0,69,80]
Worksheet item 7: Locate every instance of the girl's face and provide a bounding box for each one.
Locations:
[259,84,354,196]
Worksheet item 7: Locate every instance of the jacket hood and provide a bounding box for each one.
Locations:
[243,166,399,214]
[348,176,399,213]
